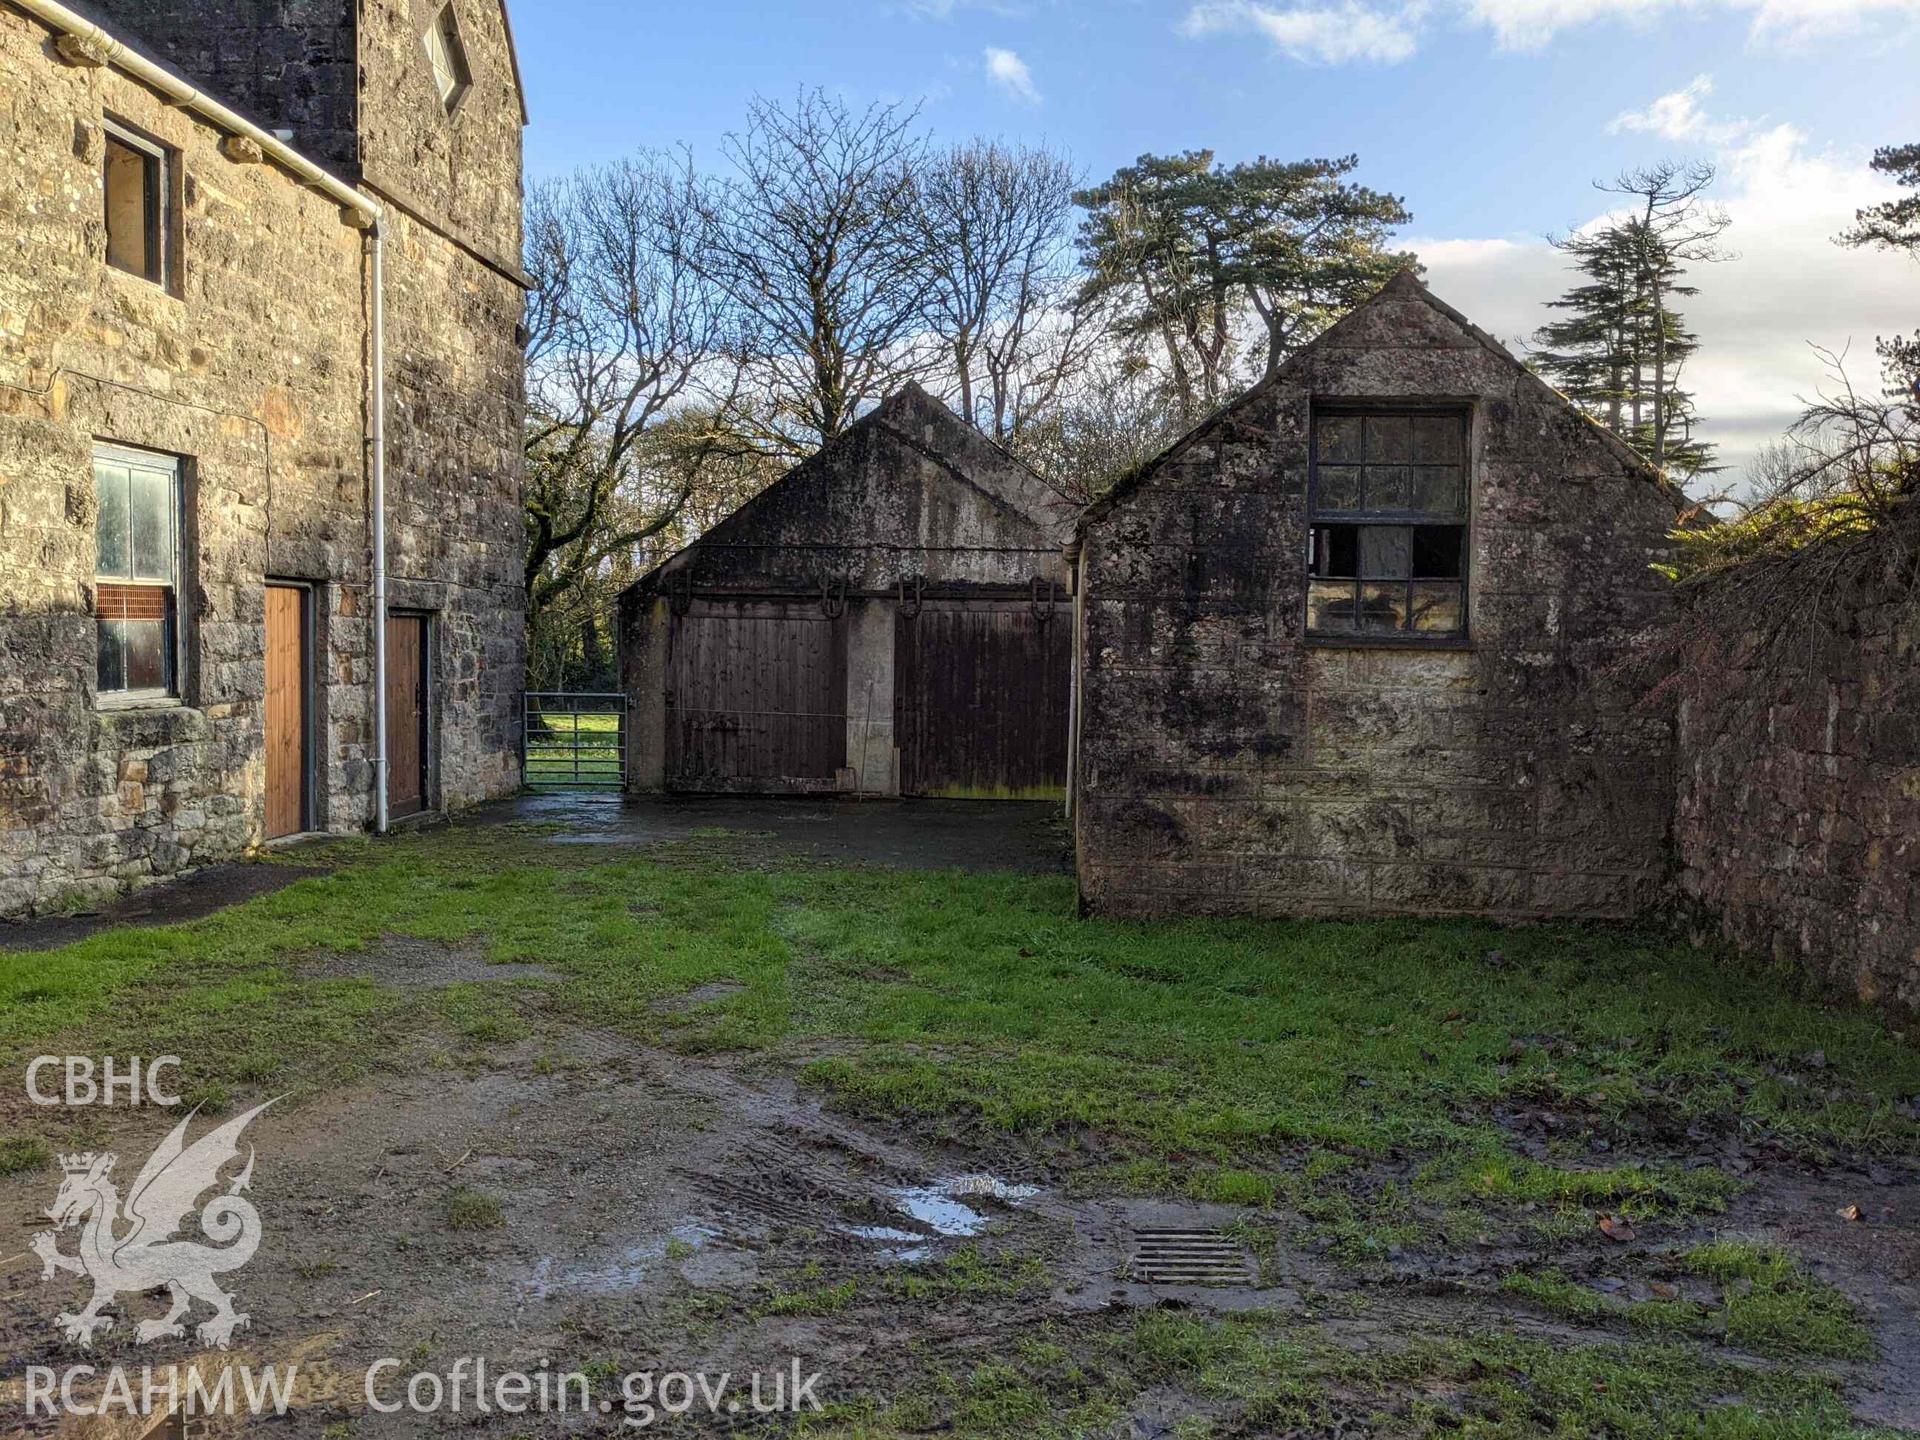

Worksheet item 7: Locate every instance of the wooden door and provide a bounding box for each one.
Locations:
[264,585,308,839]
[385,613,428,819]
[665,601,846,792]
[895,601,1070,799]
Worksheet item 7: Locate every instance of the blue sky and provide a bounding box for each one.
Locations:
[511,0,1919,476]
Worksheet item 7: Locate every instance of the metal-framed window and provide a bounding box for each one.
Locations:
[93,444,183,700]
[1306,408,1470,643]
[423,4,472,114]
[102,120,172,287]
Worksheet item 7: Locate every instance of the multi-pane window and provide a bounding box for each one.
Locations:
[94,446,181,698]
[424,5,472,113]
[1306,409,1469,641]
[103,121,170,286]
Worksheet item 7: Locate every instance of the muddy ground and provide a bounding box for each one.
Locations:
[1,801,1917,1436]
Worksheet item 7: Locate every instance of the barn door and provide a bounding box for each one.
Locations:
[665,600,846,792]
[264,584,309,839]
[895,601,1070,799]
[385,613,429,819]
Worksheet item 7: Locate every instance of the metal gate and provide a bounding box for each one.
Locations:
[524,692,626,791]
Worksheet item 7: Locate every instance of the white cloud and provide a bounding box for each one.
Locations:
[1181,0,1423,63]
[984,46,1043,104]
[1183,0,1919,61]
[1607,74,1727,141]
[1413,94,1912,490]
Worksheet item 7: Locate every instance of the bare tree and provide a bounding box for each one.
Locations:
[522,155,743,685]
[912,140,1095,446]
[696,91,935,457]
[1009,349,1184,505]
[1597,162,1733,471]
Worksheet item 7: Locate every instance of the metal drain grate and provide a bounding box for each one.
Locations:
[1129,1228,1255,1285]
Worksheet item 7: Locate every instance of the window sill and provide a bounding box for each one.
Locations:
[95,694,184,713]
[1305,633,1473,652]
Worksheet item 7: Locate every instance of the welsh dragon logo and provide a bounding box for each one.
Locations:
[31,1100,277,1349]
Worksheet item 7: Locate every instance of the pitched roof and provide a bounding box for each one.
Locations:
[622,383,1065,596]
[1080,269,1684,531]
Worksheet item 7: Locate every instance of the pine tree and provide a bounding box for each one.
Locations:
[1533,164,1730,482]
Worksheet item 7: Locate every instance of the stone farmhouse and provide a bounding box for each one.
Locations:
[619,385,1073,799]
[0,0,529,916]
[1068,271,1686,920]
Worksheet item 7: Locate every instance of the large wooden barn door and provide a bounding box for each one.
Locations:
[666,601,847,792]
[895,601,1070,799]
[264,584,309,839]
[385,613,430,819]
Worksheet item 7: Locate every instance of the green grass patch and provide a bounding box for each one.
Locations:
[0,1135,50,1176]
[1684,1241,1874,1361]
[443,1186,504,1232]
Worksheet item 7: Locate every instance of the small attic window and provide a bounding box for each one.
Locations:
[423,4,471,114]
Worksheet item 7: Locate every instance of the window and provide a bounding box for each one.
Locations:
[423,4,472,113]
[103,122,171,286]
[1306,409,1469,641]
[94,446,182,698]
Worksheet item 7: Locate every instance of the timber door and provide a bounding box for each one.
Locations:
[665,600,846,792]
[385,613,429,819]
[895,601,1070,799]
[264,584,309,839]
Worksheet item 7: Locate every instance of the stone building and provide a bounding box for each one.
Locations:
[1070,271,1686,919]
[0,0,528,916]
[619,385,1073,798]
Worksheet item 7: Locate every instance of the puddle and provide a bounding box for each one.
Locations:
[846,1174,1042,1259]
[522,1222,715,1300]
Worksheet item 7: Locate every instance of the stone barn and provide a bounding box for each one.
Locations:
[0,0,528,915]
[1069,271,1686,920]
[619,385,1073,798]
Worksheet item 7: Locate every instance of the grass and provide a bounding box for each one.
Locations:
[443,1186,505,1231]
[802,1308,1883,1440]
[4,825,1918,1204]
[0,822,1910,1423]
[1501,1241,1873,1362]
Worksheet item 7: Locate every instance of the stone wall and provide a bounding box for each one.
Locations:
[0,0,524,915]
[1073,274,1683,920]
[1674,540,1920,1010]
[81,0,361,169]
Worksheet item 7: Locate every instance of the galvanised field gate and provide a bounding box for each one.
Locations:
[523,692,626,791]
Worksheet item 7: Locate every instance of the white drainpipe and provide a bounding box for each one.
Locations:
[370,226,390,834]
[15,0,393,836]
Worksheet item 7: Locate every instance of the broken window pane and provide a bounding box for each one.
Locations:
[1311,524,1358,578]
[1412,525,1464,579]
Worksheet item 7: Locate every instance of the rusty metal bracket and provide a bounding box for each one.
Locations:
[821,576,847,619]
[1030,575,1061,623]
[668,570,694,617]
[897,576,924,619]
